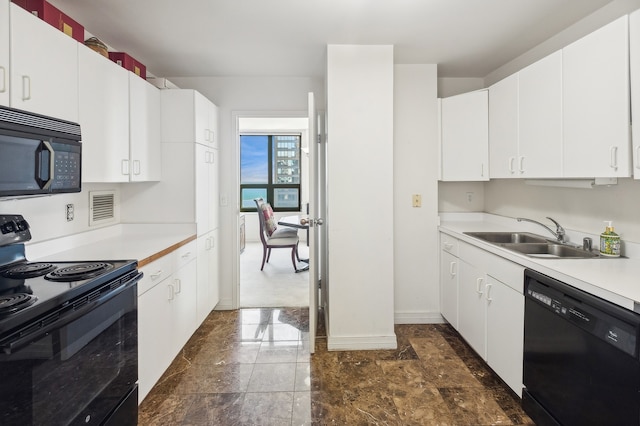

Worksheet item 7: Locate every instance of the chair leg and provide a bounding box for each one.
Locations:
[291,246,298,272]
[295,243,300,262]
[261,245,268,271]
[266,248,272,263]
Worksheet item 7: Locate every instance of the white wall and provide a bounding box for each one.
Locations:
[437,77,484,98]
[167,76,325,309]
[325,45,396,350]
[484,179,640,243]
[393,64,440,324]
[0,183,120,244]
[485,0,640,85]
[438,181,486,212]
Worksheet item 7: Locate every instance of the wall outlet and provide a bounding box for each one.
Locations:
[466,192,474,203]
[412,194,422,208]
[220,194,228,206]
[66,204,74,222]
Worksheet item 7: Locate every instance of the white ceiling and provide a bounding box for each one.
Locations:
[47,0,625,79]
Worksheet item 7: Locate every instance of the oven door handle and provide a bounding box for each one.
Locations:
[0,271,142,355]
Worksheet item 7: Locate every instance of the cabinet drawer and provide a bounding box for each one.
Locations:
[486,256,525,293]
[173,240,197,271]
[440,233,459,256]
[138,255,173,296]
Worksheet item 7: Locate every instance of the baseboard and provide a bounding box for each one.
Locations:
[327,334,397,351]
[394,310,446,324]
[213,297,234,311]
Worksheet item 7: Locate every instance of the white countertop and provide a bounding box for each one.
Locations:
[439,213,640,312]
[27,223,197,267]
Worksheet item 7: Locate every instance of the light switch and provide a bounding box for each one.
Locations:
[412,194,422,208]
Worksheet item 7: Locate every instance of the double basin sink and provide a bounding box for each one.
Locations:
[463,232,601,259]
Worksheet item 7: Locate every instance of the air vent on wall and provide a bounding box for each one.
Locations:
[89,190,116,226]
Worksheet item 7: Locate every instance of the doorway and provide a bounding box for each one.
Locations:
[237,115,310,308]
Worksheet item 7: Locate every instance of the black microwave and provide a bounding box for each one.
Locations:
[0,106,82,198]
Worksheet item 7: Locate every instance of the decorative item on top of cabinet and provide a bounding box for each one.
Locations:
[440,90,489,181]
[630,9,640,179]
[563,15,631,178]
[9,2,78,122]
[0,0,9,107]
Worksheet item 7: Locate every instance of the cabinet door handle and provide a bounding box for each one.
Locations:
[121,159,130,175]
[150,270,164,280]
[636,146,640,169]
[519,156,525,173]
[167,284,175,301]
[476,277,483,295]
[181,251,192,259]
[444,242,453,251]
[508,157,515,174]
[209,130,215,144]
[449,261,457,277]
[133,160,141,175]
[486,283,493,302]
[174,278,182,294]
[610,146,618,170]
[0,66,5,93]
[480,163,484,177]
[21,75,31,101]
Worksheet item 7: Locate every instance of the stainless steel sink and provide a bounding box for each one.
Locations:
[499,243,600,259]
[463,231,600,259]
[464,231,549,244]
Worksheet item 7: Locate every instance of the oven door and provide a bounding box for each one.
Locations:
[0,276,138,426]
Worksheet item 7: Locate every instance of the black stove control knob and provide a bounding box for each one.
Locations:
[16,219,30,232]
[1,221,17,234]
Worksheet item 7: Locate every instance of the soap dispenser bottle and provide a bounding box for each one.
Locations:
[600,221,621,257]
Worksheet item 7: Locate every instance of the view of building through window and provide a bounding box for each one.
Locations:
[240,134,301,211]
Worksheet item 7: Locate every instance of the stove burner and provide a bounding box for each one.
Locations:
[0,293,36,316]
[1,263,57,279]
[45,262,114,282]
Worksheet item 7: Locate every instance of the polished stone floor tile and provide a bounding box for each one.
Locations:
[139,308,534,425]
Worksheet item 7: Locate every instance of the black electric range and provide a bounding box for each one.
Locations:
[0,215,139,337]
[0,214,141,426]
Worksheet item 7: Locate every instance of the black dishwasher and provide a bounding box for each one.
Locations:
[523,269,640,426]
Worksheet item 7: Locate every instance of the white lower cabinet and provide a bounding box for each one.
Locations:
[440,235,525,396]
[486,273,524,396]
[196,229,220,324]
[137,240,197,403]
[439,235,459,329]
[458,259,487,357]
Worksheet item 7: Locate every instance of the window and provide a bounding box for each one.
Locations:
[240,134,301,212]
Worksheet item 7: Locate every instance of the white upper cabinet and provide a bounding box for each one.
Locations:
[489,73,518,178]
[129,73,161,182]
[563,16,630,178]
[78,44,130,183]
[490,51,562,179]
[161,89,218,147]
[80,45,161,183]
[0,0,9,107]
[9,3,78,122]
[630,10,640,179]
[441,90,489,181]
[518,50,562,177]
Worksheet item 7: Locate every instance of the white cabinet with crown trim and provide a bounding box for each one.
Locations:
[0,0,9,107]
[9,3,78,121]
[563,15,631,178]
[440,90,489,181]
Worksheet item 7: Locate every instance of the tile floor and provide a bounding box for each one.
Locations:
[138,307,534,425]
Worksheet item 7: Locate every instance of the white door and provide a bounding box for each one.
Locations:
[307,92,323,353]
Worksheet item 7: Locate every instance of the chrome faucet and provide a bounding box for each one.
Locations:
[516,216,566,243]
